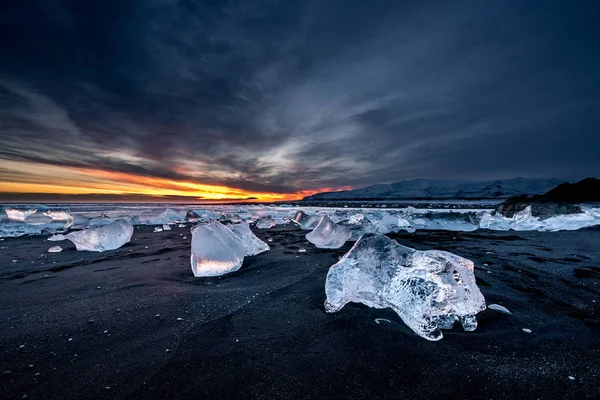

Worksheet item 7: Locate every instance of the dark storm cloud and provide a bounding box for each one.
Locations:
[1,0,599,194]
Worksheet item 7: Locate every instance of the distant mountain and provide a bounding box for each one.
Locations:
[303,178,565,201]
[496,177,600,217]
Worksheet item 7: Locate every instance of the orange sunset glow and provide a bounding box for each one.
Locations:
[0,160,350,202]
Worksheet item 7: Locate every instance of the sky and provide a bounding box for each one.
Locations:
[1,0,599,202]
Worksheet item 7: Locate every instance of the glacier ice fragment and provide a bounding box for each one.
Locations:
[488,304,512,314]
[256,216,276,229]
[292,211,321,230]
[48,246,63,253]
[324,233,486,340]
[5,208,37,222]
[64,220,134,252]
[306,215,352,249]
[228,222,270,256]
[190,221,245,277]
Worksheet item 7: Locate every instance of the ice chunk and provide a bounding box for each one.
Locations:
[338,216,377,241]
[48,246,63,253]
[488,304,512,314]
[256,216,276,229]
[5,208,37,222]
[292,211,321,230]
[48,234,66,241]
[192,209,219,221]
[145,208,183,225]
[190,221,245,277]
[153,227,163,233]
[126,215,140,225]
[479,206,600,232]
[72,214,92,229]
[228,222,270,256]
[306,215,352,249]
[88,215,113,227]
[162,224,171,231]
[24,213,53,225]
[44,210,74,228]
[64,220,134,252]
[324,234,486,341]
[373,213,412,234]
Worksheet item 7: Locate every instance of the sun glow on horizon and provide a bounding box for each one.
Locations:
[0,160,350,202]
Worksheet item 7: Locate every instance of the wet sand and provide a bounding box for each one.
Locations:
[0,225,599,399]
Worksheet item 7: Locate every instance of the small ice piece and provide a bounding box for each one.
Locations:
[256,216,276,229]
[153,227,163,233]
[324,233,486,341]
[190,221,245,277]
[306,215,352,249]
[298,248,307,253]
[488,304,512,315]
[522,328,532,333]
[162,224,171,231]
[64,220,134,252]
[178,224,186,228]
[374,318,391,324]
[5,208,37,222]
[48,246,62,253]
[228,222,270,256]
[292,211,321,230]
[568,376,575,381]
[48,234,66,241]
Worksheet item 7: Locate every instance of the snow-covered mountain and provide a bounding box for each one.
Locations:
[303,178,565,200]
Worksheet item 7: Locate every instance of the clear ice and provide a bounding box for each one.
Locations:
[292,211,321,230]
[64,220,134,252]
[306,215,352,249]
[255,216,276,229]
[228,222,270,256]
[324,233,486,341]
[190,221,246,277]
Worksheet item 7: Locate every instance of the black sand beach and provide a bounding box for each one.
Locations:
[1,225,599,399]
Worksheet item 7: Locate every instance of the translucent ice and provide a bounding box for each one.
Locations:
[24,213,53,225]
[48,246,63,253]
[5,208,37,222]
[256,216,276,229]
[292,211,321,230]
[478,206,600,232]
[190,221,245,277]
[228,222,270,256]
[338,215,377,241]
[306,215,352,249]
[145,208,183,225]
[324,234,486,341]
[48,234,66,241]
[64,220,134,252]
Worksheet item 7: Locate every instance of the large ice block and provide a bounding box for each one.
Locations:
[228,222,270,256]
[190,221,246,277]
[64,220,134,252]
[292,211,321,230]
[324,233,486,340]
[306,215,352,249]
